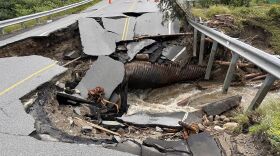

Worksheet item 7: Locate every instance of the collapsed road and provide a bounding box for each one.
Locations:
[1,0,278,156]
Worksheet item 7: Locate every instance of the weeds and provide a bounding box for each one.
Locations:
[191,4,280,54]
[249,99,280,151]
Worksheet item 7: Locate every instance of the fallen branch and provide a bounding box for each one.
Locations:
[74,117,120,136]
[248,74,267,82]
[215,60,254,68]
[244,72,264,80]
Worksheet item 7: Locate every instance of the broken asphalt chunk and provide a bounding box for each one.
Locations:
[101,17,136,41]
[143,138,191,155]
[187,132,224,156]
[134,12,180,37]
[127,39,156,61]
[78,18,117,56]
[117,112,186,128]
[162,45,186,61]
[57,92,93,105]
[202,95,242,116]
[76,56,125,99]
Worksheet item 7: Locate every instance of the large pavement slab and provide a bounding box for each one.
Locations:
[0,133,133,156]
[0,55,67,135]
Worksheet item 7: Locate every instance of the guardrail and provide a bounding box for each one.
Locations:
[176,1,280,111]
[0,0,93,34]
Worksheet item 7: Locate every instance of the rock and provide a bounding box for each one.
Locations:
[214,126,225,132]
[39,134,59,142]
[156,126,163,132]
[202,95,242,116]
[215,115,220,121]
[208,115,214,122]
[223,118,230,122]
[203,118,210,126]
[102,121,125,129]
[63,50,80,60]
[198,123,205,131]
[223,122,238,130]
[81,126,93,133]
[55,81,65,90]
[74,107,82,116]
[220,115,226,121]
[213,121,219,125]
[67,117,74,126]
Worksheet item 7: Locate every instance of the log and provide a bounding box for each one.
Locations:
[202,95,242,116]
[214,60,254,68]
[248,74,267,82]
[244,72,264,80]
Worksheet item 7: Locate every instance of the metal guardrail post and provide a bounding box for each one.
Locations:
[199,22,207,65]
[247,74,277,111]
[222,52,239,93]
[205,41,218,80]
[193,27,198,57]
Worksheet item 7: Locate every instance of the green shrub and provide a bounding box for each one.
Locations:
[249,100,280,151]
[199,0,213,8]
[206,5,231,17]
[268,6,280,19]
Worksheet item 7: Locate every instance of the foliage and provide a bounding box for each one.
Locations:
[158,0,188,21]
[249,100,280,150]
[268,5,280,18]
[0,0,81,20]
[207,5,231,17]
[0,1,18,20]
[199,0,213,8]
[232,113,250,133]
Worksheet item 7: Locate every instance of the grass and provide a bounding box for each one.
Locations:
[249,99,280,151]
[2,0,101,35]
[191,4,280,54]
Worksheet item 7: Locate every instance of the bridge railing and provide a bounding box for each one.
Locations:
[0,0,93,34]
[176,1,280,111]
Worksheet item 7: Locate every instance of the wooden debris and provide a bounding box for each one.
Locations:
[244,72,264,80]
[179,121,199,140]
[248,74,267,82]
[74,117,121,136]
[215,60,254,68]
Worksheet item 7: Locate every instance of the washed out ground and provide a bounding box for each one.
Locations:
[0,20,279,155]
[1,2,280,156]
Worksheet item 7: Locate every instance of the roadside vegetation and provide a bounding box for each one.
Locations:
[0,0,100,34]
[191,1,280,54]
[248,100,280,152]
[232,100,280,152]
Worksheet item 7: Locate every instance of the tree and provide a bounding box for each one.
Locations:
[0,0,18,20]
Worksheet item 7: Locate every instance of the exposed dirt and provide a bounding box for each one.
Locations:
[240,21,273,53]
[0,23,82,64]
